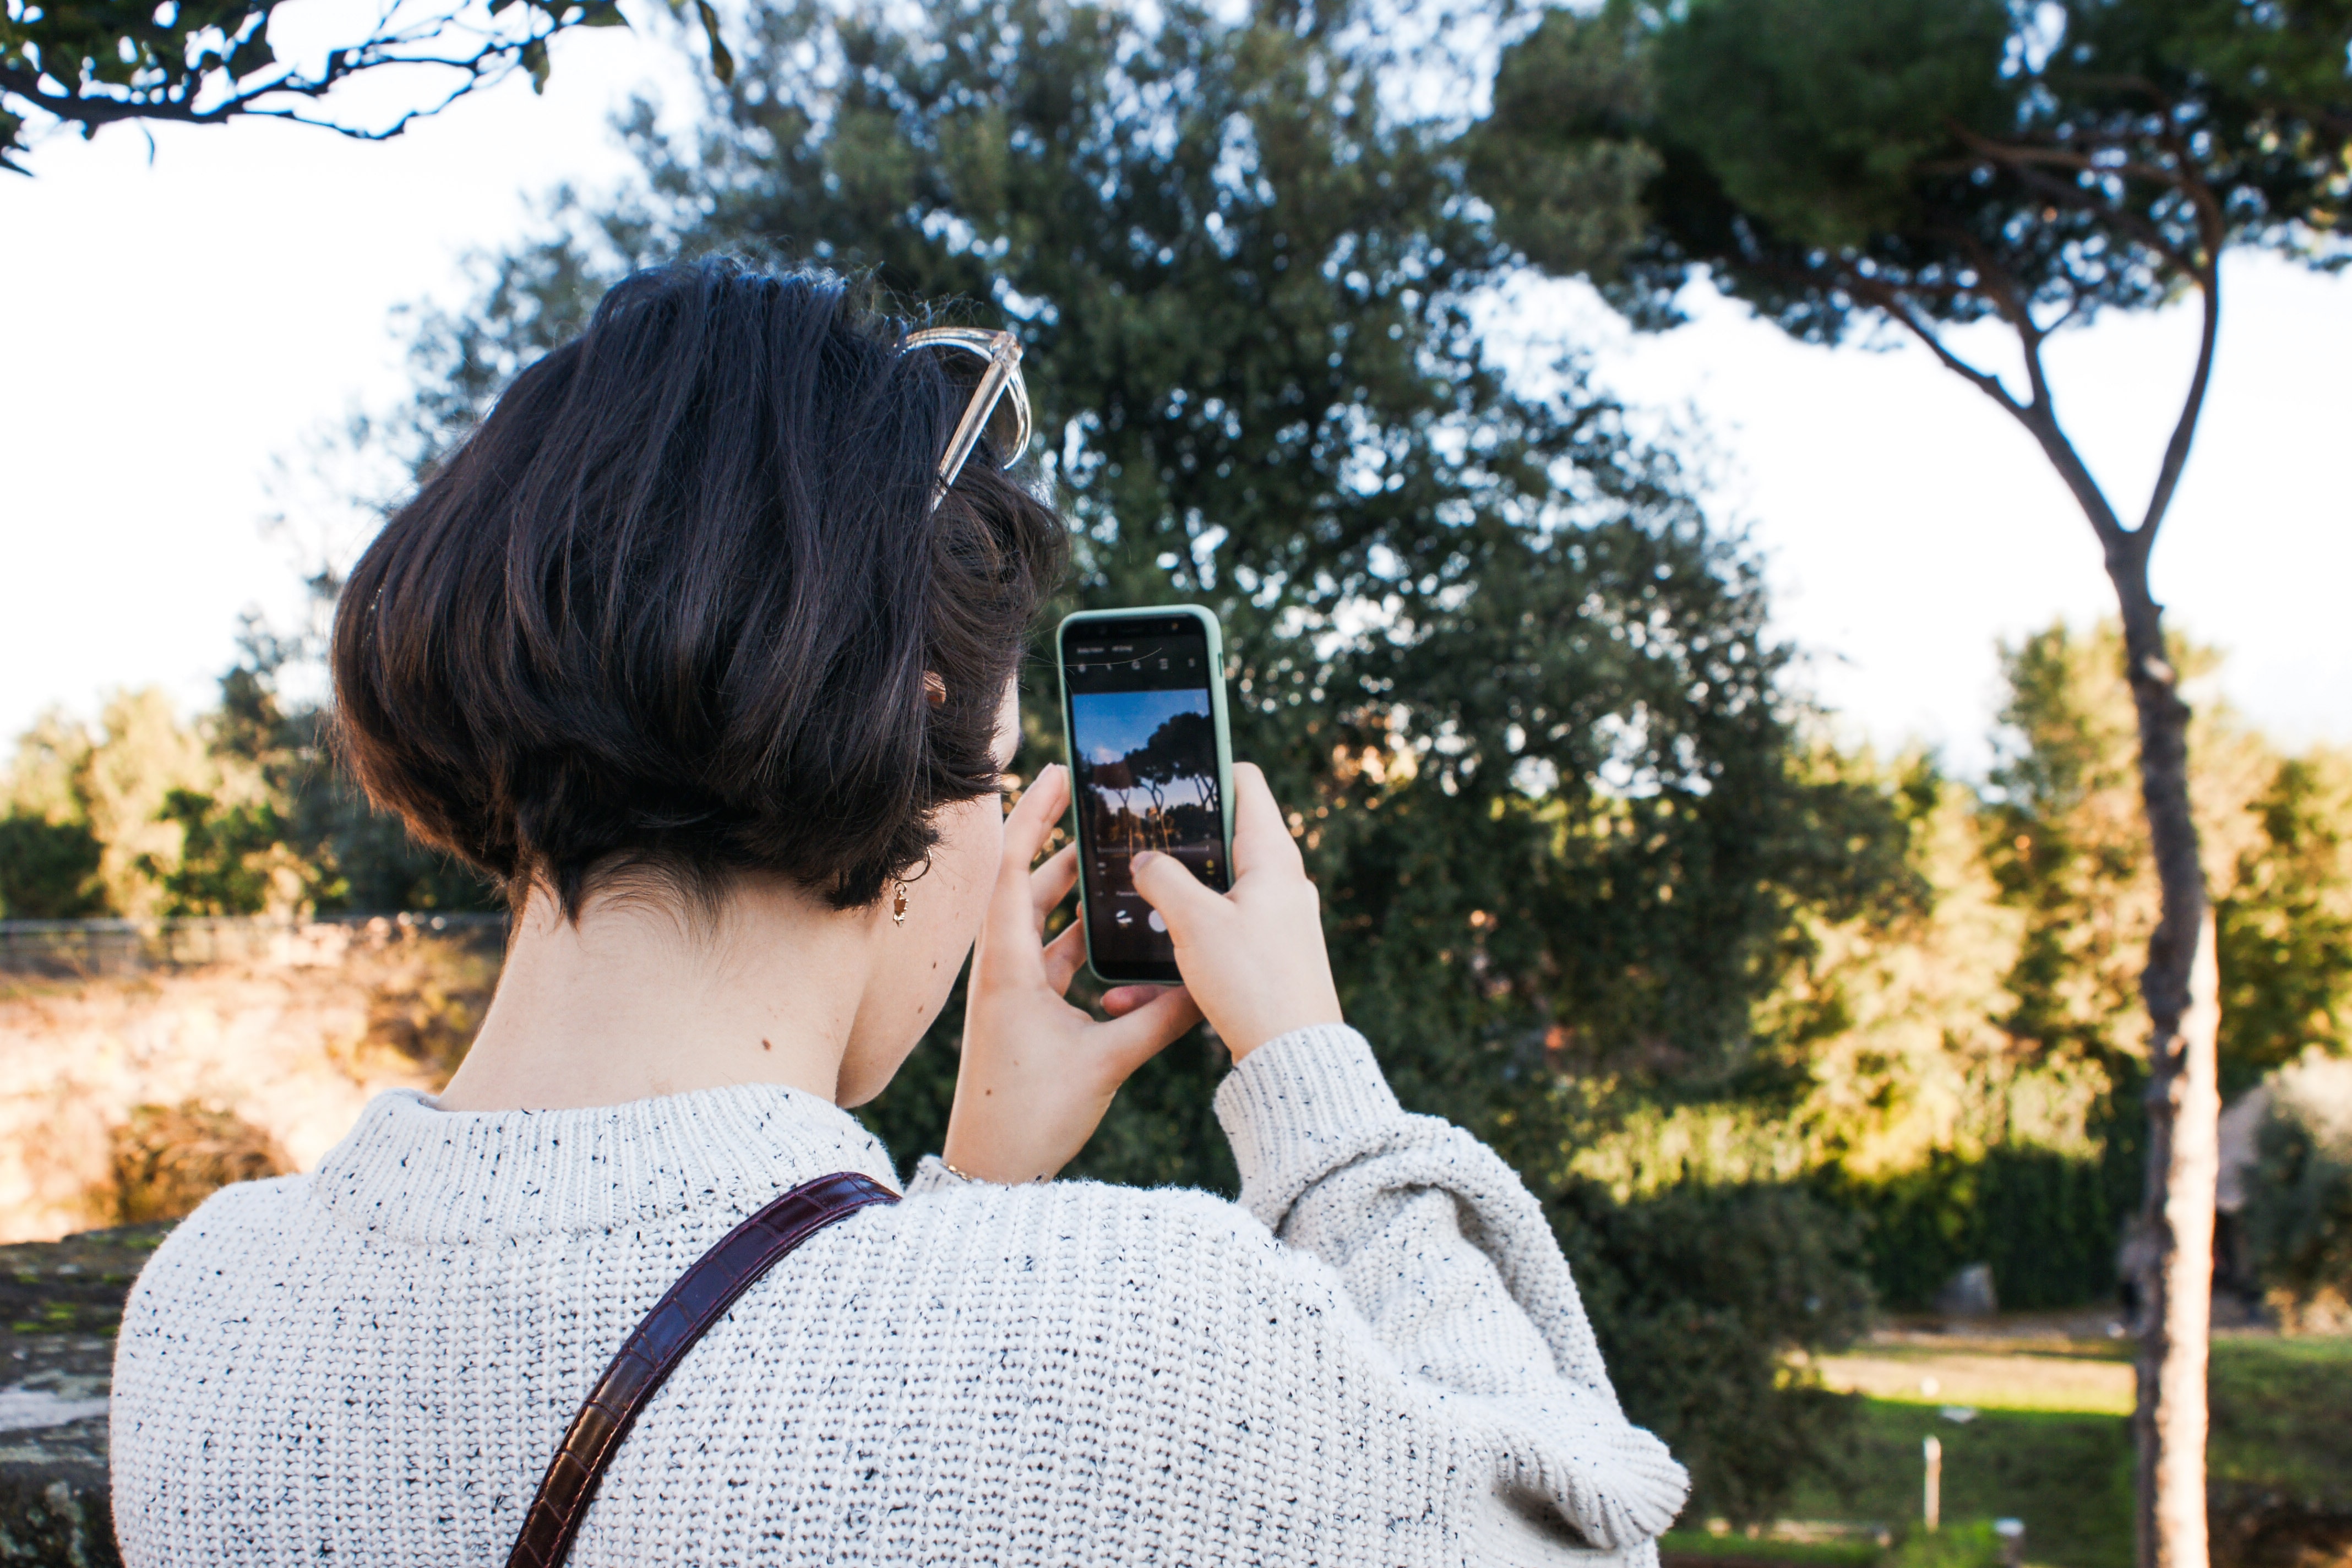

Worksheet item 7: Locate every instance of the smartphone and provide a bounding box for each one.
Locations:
[1055,605,1235,985]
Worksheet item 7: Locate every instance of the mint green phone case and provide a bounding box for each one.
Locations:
[1055,604,1235,987]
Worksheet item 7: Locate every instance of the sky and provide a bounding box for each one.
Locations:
[1073,690,1215,767]
[4,14,2348,782]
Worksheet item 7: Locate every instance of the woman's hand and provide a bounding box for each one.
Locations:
[944,764,1203,1184]
[1130,763,1343,1061]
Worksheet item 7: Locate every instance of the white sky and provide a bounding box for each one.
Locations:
[4,15,2348,780]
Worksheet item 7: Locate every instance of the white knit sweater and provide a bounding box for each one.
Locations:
[111,1024,1687,1565]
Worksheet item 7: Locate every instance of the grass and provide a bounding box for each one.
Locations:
[1669,1332,2352,1567]
[1660,1531,1882,1565]
[2208,1333,2352,1510]
[1811,1344,2134,1415]
[1783,1401,2133,1568]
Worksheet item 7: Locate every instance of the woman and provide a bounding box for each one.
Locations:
[109,260,1687,1566]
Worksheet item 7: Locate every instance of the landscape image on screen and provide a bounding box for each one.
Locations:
[1070,688,1224,917]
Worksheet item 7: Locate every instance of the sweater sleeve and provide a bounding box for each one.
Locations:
[1213,1023,1689,1553]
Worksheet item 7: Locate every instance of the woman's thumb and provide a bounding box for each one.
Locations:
[1129,850,1222,934]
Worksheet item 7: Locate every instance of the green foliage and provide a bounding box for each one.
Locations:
[1980,625,2159,1074]
[1652,0,2014,253]
[2219,753,2352,1092]
[0,810,104,917]
[1549,1176,1873,1523]
[137,787,295,916]
[2,687,220,917]
[1654,1531,1875,1564]
[1975,616,2352,1129]
[398,0,1915,1116]
[1475,0,2352,343]
[1561,619,2351,1321]
[0,627,500,921]
[200,628,504,916]
[1461,8,1659,279]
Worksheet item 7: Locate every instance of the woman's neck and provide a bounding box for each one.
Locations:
[436,879,881,1113]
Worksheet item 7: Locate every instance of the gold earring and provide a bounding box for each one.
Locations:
[891,880,910,924]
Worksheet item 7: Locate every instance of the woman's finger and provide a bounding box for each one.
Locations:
[997,764,1070,892]
[1227,761,1302,883]
[1093,985,1203,1076]
[1099,984,1166,1017]
[1130,847,1226,940]
[1040,920,1087,995]
[1030,842,1078,930]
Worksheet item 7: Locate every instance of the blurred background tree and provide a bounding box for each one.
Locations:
[1468,0,2352,1555]
[0,624,498,921]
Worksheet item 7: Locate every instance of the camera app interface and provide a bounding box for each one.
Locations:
[1064,618,1226,974]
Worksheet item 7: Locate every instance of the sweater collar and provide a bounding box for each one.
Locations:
[309,1080,902,1245]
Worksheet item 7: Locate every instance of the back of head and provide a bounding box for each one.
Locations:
[332,259,1065,916]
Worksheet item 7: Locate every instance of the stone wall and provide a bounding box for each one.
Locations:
[0,1224,165,1567]
[0,922,498,1564]
[0,922,495,1244]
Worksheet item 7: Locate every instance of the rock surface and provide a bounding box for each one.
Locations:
[0,1224,170,1567]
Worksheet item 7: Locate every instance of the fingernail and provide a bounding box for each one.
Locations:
[1132,850,1158,870]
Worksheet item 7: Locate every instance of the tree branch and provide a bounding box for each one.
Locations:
[1985,151,2201,279]
[1849,268,2133,554]
[0,0,601,157]
[1,41,521,134]
[2131,155,2226,555]
[2133,263,2217,552]
[1943,119,2206,277]
[1842,274,2024,415]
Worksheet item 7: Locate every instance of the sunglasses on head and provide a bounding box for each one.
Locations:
[905,326,1033,510]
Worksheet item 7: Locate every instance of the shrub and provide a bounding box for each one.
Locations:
[0,812,107,918]
[1825,1145,2131,1311]
[106,1102,288,1225]
[1548,1176,1874,1525]
[2244,1056,2352,1330]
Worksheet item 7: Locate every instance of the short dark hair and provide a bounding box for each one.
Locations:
[332,259,1066,916]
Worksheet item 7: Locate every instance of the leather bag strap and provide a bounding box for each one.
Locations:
[507,1170,901,1568]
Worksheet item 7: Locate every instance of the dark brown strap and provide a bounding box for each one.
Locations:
[507,1170,901,1568]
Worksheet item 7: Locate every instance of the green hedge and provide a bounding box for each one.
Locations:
[1821,1145,2133,1312]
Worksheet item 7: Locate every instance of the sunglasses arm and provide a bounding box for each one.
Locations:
[930,342,1024,500]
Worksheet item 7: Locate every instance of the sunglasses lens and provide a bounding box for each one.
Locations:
[918,338,1029,467]
[983,380,1029,462]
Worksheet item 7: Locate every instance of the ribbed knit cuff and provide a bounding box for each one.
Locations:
[1213,1023,1403,1232]
[905,1155,965,1197]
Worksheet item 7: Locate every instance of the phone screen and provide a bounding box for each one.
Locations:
[1062,614,1227,982]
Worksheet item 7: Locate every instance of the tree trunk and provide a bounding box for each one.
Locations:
[1856,236,2226,1568]
[2113,564,2220,1568]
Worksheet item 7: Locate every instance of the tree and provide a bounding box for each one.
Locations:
[0,623,501,918]
[362,0,1917,1518]
[0,0,733,173]
[1126,709,1221,837]
[1471,2,2351,1558]
[2219,752,2352,1095]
